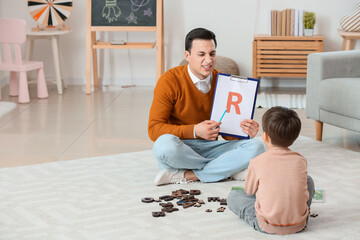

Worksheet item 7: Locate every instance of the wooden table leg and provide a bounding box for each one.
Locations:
[57,36,67,89]
[342,38,354,51]
[51,35,63,94]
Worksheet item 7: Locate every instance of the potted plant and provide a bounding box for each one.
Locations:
[303,11,316,36]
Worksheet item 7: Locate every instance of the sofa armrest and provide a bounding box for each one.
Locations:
[306,50,360,120]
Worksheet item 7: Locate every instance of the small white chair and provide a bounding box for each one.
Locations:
[0,18,48,103]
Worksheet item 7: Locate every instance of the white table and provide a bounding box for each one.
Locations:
[26,29,71,94]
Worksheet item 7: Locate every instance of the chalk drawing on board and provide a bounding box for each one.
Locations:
[102,0,122,23]
[126,12,138,24]
[91,0,156,26]
[131,0,150,11]
[144,8,152,16]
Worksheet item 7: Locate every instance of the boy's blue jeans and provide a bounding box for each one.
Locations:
[153,134,265,182]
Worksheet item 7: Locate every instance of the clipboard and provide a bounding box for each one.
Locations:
[210,73,259,139]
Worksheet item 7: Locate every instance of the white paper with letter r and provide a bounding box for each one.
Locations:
[210,73,259,139]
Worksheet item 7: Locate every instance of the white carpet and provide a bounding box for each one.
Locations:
[0,136,359,240]
[0,102,16,118]
[256,93,306,109]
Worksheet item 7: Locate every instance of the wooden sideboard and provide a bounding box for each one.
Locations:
[252,35,324,79]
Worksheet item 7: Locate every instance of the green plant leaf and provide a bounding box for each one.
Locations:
[303,11,316,29]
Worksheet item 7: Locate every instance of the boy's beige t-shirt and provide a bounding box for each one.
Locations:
[245,147,310,235]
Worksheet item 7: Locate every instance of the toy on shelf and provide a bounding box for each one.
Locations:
[27,0,72,31]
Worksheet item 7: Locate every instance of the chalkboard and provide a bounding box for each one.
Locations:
[86,0,164,94]
[91,0,156,26]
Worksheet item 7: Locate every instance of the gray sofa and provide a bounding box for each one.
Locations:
[306,50,360,141]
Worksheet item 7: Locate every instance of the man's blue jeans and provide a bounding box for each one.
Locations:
[153,134,265,182]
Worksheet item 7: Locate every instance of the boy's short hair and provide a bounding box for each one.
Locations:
[185,28,217,52]
[262,106,301,147]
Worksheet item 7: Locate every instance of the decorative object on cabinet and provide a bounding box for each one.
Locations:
[303,11,315,36]
[340,2,360,32]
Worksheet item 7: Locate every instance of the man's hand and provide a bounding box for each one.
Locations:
[195,120,221,140]
[240,119,260,138]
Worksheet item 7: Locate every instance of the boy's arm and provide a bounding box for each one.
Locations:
[244,163,258,196]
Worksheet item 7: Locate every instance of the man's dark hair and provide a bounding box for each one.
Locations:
[262,106,301,147]
[185,28,217,52]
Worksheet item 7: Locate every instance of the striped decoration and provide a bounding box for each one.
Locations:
[28,0,73,27]
[340,2,360,32]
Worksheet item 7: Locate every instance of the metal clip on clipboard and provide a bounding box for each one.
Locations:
[229,75,248,83]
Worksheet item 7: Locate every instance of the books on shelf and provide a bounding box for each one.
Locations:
[268,8,305,36]
[281,9,286,36]
[271,10,277,36]
[276,11,281,36]
[294,9,299,36]
[286,9,291,36]
[298,9,304,37]
[290,9,295,36]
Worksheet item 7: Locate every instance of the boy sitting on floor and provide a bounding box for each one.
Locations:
[227,106,315,235]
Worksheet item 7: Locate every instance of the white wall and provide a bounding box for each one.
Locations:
[0,0,358,87]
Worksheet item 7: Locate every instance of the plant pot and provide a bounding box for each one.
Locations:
[304,29,314,37]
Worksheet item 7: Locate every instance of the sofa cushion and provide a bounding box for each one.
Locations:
[319,78,360,120]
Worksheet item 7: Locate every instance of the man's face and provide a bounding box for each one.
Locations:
[185,39,216,80]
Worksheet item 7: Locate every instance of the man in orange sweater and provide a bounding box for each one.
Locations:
[227,107,315,235]
[148,28,265,186]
